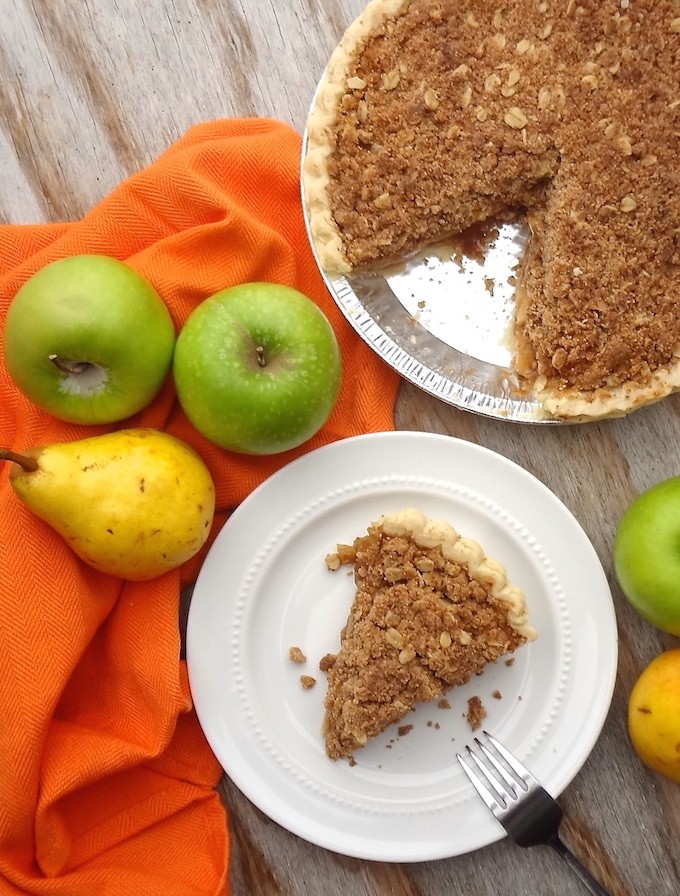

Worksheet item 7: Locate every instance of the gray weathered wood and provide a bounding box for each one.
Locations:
[1,1,679,893]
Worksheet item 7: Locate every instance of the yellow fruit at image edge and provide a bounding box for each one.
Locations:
[628,648,680,784]
[1,428,216,581]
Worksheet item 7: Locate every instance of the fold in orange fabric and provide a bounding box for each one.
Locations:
[0,118,400,895]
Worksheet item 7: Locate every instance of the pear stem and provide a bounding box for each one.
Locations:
[0,449,39,472]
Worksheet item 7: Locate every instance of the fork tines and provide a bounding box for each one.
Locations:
[456,730,532,815]
[456,732,615,895]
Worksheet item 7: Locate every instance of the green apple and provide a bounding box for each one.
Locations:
[613,476,680,635]
[173,282,342,454]
[3,255,175,424]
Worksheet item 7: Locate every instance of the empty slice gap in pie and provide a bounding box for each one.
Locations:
[322,508,536,761]
[303,0,680,420]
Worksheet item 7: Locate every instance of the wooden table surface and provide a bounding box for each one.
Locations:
[2,2,679,894]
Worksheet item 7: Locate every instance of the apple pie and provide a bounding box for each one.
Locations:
[303,0,680,420]
[322,509,535,760]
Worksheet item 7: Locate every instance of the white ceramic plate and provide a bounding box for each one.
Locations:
[186,432,617,862]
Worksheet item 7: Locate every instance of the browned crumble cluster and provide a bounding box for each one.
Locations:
[322,519,527,760]
[288,646,306,664]
[323,0,680,396]
[318,653,337,672]
[466,695,487,731]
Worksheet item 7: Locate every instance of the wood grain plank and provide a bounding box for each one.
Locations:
[1,1,679,894]
[0,0,364,223]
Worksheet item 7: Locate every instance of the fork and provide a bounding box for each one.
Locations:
[457,731,613,896]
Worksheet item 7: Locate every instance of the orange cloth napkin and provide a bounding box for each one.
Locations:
[0,118,400,895]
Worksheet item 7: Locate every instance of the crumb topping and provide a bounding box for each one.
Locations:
[311,0,680,398]
[466,695,487,731]
[319,653,337,672]
[322,510,532,760]
[289,646,306,664]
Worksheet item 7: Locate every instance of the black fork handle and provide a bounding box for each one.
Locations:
[548,834,614,896]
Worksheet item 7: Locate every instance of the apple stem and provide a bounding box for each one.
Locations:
[49,354,92,375]
[256,345,266,368]
[0,449,39,472]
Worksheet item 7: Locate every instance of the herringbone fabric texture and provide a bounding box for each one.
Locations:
[0,118,399,895]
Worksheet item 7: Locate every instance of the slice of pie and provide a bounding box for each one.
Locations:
[322,509,536,760]
[303,0,680,420]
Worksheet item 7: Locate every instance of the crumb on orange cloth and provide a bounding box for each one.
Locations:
[0,118,400,894]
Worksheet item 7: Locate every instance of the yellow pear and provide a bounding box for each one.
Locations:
[1,428,216,580]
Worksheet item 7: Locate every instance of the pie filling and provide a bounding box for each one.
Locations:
[322,509,535,761]
[304,0,680,419]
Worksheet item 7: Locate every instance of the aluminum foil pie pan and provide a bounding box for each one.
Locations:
[301,141,558,424]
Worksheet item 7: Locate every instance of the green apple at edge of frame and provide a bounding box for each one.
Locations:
[613,476,680,636]
[173,282,343,455]
[3,254,176,425]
